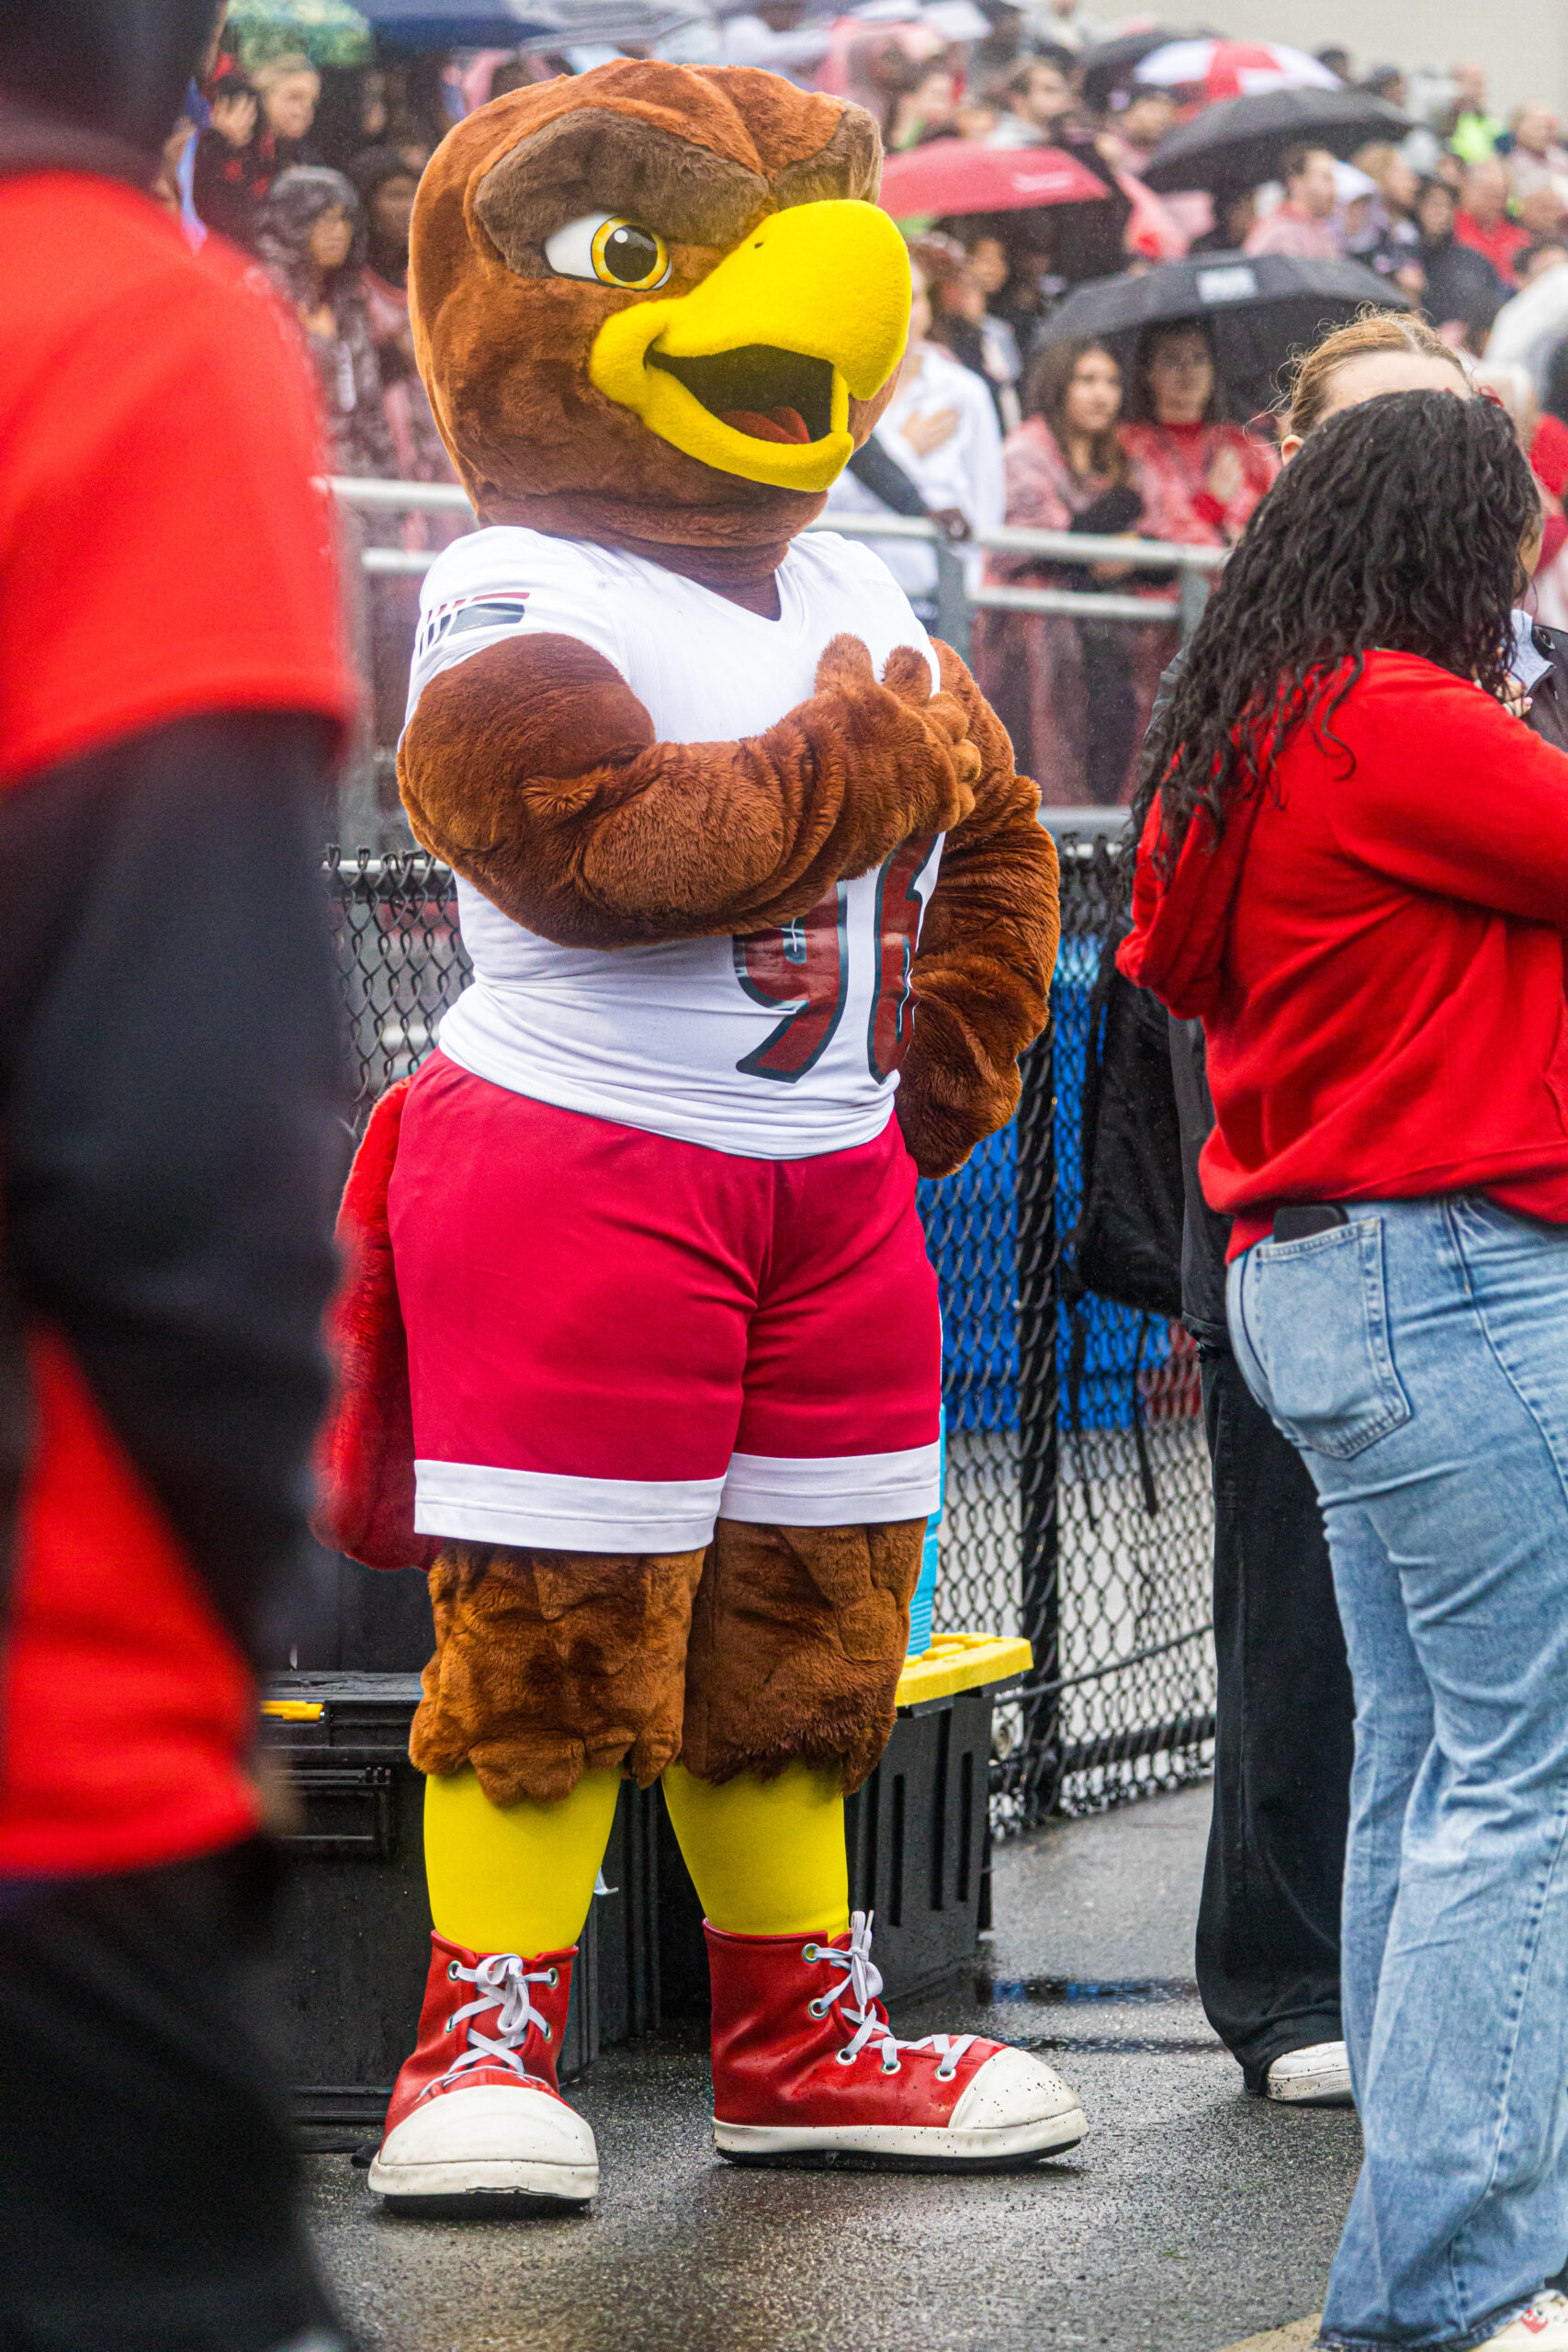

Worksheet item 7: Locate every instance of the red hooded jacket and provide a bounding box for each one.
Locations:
[1119,650,1568,1255]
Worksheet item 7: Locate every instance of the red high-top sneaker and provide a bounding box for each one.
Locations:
[367,1933,598,2207]
[707,1910,1087,2169]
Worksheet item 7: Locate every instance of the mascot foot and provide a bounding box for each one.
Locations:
[368,1933,598,2210]
[706,1912,1086,2171]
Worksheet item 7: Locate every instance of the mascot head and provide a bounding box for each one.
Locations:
[408,61,911,584]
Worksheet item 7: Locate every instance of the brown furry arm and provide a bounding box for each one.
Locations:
[399,631,979,948]
[896,640,1060,1180]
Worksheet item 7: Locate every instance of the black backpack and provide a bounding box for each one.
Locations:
[1060,922,1186,1514]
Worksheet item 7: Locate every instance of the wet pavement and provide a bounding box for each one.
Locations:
[303,1781,1359,2352]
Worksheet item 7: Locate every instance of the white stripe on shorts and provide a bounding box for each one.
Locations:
[719,1442,942,1527]
[413,1444,942,1552]
[413,1460,727,1553]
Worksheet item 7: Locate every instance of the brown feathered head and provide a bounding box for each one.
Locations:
[408,61,910,586]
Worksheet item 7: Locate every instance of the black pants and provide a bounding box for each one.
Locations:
[1077,621,1137,806]
[1196,1346,1356,2091]
[0,1838,346,2352]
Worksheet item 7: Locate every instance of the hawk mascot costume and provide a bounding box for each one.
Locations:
[320,56,1073,2207]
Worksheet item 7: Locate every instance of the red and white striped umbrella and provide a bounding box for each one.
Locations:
[1134,39,1340,105]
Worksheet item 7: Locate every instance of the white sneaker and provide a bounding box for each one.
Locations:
[1265,2041,1353,2107]
[1470,2290,1568,2348]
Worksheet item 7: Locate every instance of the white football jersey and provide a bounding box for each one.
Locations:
[406,526,946,1159]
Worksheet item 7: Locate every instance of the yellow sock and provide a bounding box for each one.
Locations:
[423,1766,621,1956]
[661,1758,851,1938]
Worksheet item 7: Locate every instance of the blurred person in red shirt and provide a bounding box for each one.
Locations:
[1454,155,1529,285]
[1120,322,1278,548]
[253,51,323,161]
[1119,320,1278,797]
[1476,361,1568,626]
[0,3,355,2346]
[1244,145,1342,261]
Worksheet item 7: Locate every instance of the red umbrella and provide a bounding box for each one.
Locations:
[878,141,1111,220]
[1134,37,1339,105]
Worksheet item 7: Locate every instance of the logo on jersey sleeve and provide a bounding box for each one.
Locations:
[732,837,937,1085]
[414,590,532,662]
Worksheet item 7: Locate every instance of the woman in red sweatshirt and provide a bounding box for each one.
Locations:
[1122,388,1568,2352]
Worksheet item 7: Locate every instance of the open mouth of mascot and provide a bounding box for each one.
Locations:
[646,345,834,447]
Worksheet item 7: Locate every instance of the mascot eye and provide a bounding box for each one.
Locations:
[543,211,671,291]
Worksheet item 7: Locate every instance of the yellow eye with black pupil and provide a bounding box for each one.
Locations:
[591,219,668,290]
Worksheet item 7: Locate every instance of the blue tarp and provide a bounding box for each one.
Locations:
[919,932,1171,1434]
[365,0,559,39]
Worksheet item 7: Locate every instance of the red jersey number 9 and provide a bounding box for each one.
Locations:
[733,888,849,1080]
[733,837,935,1084]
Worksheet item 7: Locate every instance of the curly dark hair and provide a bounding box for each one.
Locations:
[1135,390,1537,865]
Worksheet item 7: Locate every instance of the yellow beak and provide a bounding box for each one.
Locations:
[590,198,911,493]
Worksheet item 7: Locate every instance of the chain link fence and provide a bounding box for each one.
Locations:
[326,837,1214,1832]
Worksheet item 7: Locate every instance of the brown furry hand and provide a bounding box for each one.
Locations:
[801,634,977,848]
[877,643,984,794]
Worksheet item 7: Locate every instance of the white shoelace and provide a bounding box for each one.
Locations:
[433,1951,558,2090]
[805,1911,978,2079]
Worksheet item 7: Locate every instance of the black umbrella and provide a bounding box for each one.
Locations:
[1077,25,1216,114]
[1139,85,1413,194]
[1038,249,1409,414]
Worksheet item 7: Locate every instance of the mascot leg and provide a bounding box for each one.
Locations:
[423,1765,622,1954]
[368,1536,705,2211]
[677,1517,1088,2170]
[661,1758,851,1936]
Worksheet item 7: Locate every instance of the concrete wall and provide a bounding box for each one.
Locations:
[1195,3,1563,125]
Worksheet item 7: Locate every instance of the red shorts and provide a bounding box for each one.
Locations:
[389,1055,942,1553]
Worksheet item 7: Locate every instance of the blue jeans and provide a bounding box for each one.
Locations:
[1229,1198,1568,2351]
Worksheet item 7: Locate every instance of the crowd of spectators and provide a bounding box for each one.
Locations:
[158,44,456,502]
[148,12,1568,803]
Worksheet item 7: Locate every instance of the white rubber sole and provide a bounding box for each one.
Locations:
[367,2080,599,2208]
[712,2101,1088,2170]
[367,2152,598,2205]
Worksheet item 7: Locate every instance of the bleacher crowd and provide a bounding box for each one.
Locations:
[158,8,1568,803]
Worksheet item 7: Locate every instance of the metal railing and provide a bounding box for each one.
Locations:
[328,476,1225,659]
